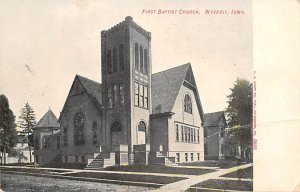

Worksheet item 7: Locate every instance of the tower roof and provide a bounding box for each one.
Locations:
[35,109,60,128]
[102,16,151,39]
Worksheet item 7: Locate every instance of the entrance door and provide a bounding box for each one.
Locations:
[111,121,122,151]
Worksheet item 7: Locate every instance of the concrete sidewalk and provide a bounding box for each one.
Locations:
[0,165,193,178]
[150,163,253,192]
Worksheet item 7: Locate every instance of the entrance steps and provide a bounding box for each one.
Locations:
[85,153,115,170]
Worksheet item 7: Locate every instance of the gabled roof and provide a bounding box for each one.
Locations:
[35,109,60,128]
[204,111,226,127]
[76,75,102,105]
[151,63,205,122]
[152,63,190,114]
[58,75,102,122]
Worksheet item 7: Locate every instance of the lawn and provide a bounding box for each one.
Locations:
[178,160,245,168]
[221,166,253,179]
[187,179,253,191]
[105,165,215,175]
[1,167,68,174]
[66,171,187,185]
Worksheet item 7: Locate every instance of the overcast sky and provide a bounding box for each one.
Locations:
[0,0,252,121]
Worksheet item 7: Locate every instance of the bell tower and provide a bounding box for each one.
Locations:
[101,16,152,164]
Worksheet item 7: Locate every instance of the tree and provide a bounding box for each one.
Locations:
[225,79,253,161]
[0,95,17,164]
[18,102,36,163]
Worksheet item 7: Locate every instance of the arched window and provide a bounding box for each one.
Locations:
[184,94,192,114]
[144,49,148,74]
[92,121,97,144]
[107,50,112,74]
[113,47,117,72]
[111,121,122,132]
[135,43,139,70]
[139,46,144,73]
[137,121,146,144]
[119,44,125,71]
[74,112,85,145]
[138,121,146,132]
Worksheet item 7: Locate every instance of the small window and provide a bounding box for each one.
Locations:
[184,94,192,114]
[74,112,85,145]
[120,84,125,106]
[138,121,146,132]
[63,127,68,146]
[139,84,144,107]
[197,153,200,161]
[135,43,139,70]
[187,127,190,143]
[92,121,97,144]
[134,82,139,106]
[197,129,200,143]
[42,136,49,149]
[108,87,113,108]
[176,124,179,141]
[107,50,112,74]
[64,156,68,163]
[119,44,125,71]
[144,86,148,109]
[113,47,117,72]
[176,153,180,162]
[185,153,188,162]
[139,46,144,73]
[144,49,148,74]
[191,153,193,161]
[114,85,119,106]
[184,127,187,142]
[181,126,184,141]
[81,155,85,163]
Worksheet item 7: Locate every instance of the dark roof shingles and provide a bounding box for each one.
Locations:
[35,109,60,128]
[151,63,190,114]
[77,75,102,105]
[203,111,225,127]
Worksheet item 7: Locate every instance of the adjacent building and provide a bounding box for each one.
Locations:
[203,111,227,160]
[33,109,60,164]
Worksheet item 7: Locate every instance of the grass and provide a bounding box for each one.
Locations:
[178,160,245,168]
[187,179,253,191]
[39,163,86,169]
[66,171,187,185]
[105,165,215,175]
[221,166,253,179]
[0,162,34,166]
[1,167,68,174]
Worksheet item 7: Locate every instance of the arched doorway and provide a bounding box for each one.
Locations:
[111,121,122,150]
[137,121,146,145]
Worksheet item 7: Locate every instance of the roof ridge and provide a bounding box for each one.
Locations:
[152,63,191,76]
[76,74,101,85]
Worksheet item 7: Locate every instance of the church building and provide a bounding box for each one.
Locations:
[36,16,205,168]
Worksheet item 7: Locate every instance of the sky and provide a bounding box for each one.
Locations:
[0,0,252,121]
